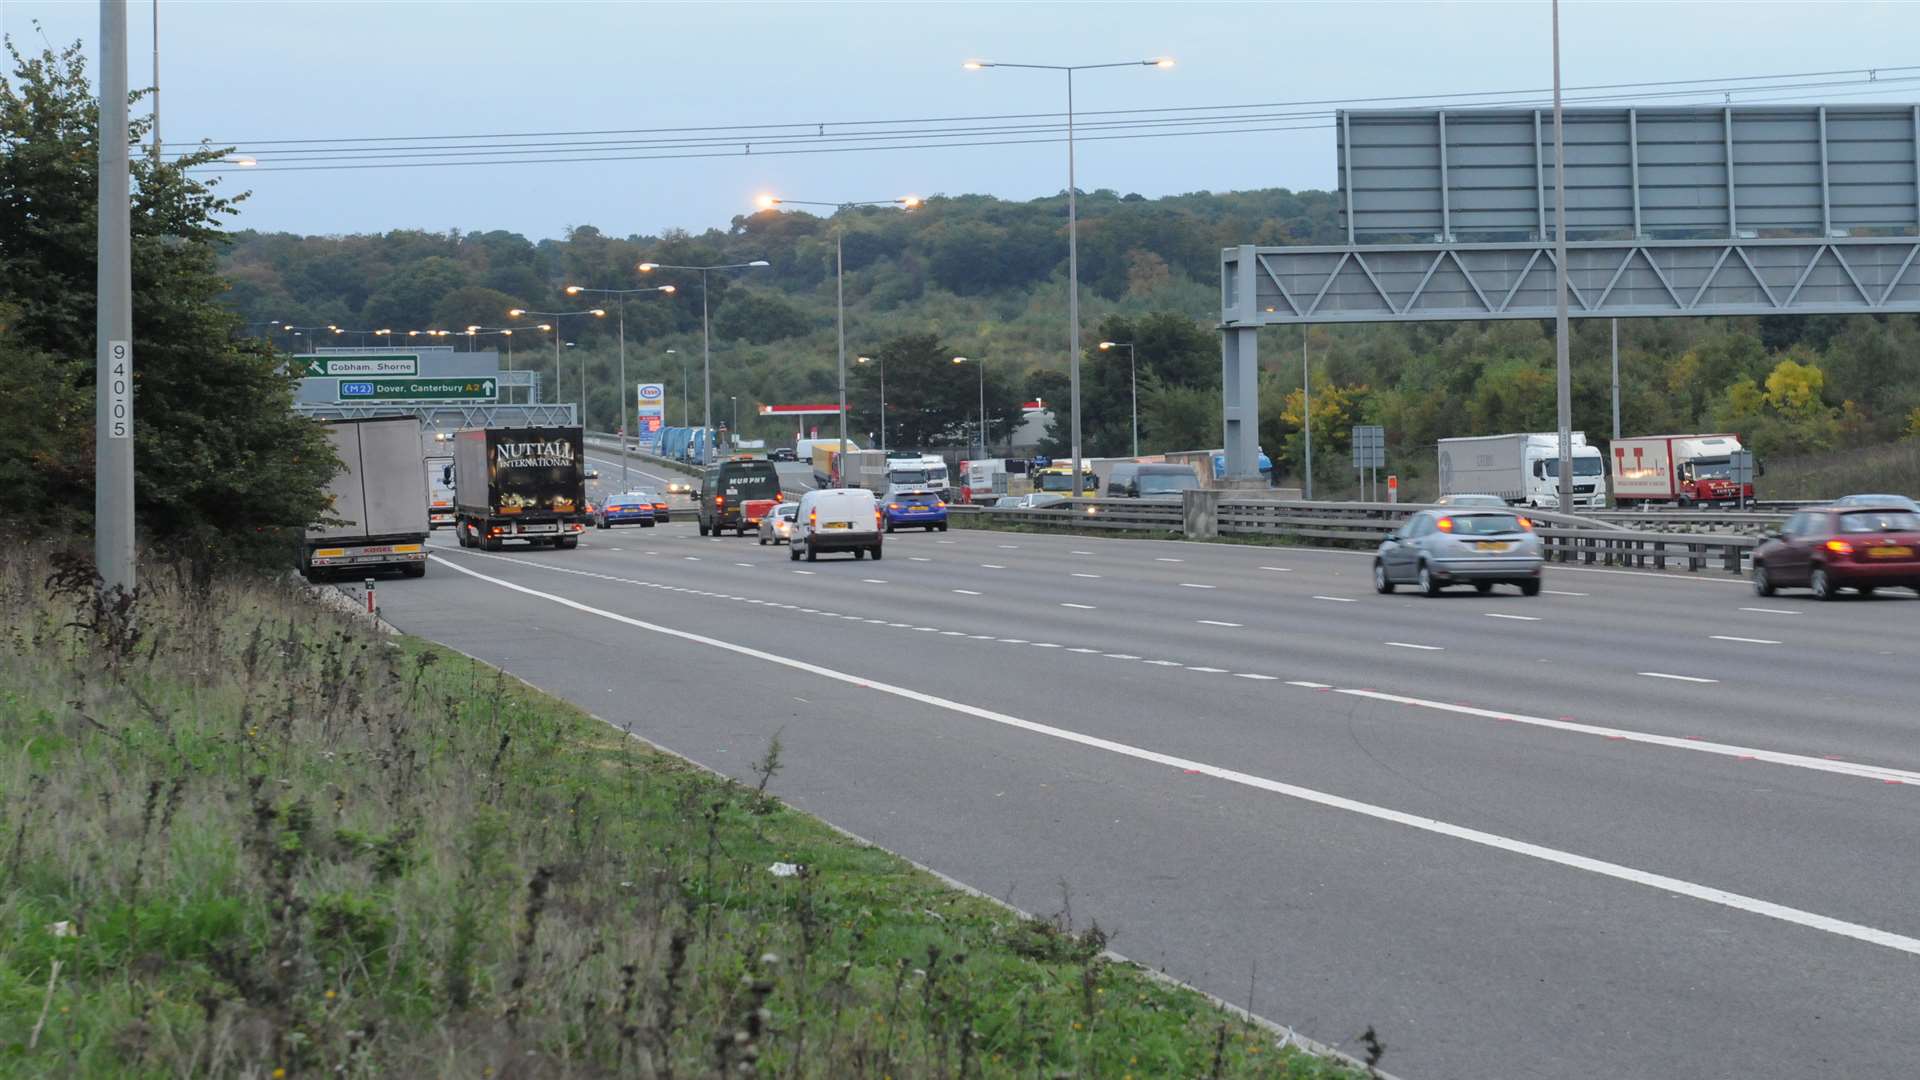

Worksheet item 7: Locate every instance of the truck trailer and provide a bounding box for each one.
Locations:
[450,426,588,551]
[1437,432,1607,510]
[1608,434,1754,507]
[301,416,431,580]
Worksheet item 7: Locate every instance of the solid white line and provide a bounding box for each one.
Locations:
[1061,602,1097,610]
[1385,642,1444,651]
[1711,635,1783,645]
[1197,619,1243,627]
[1740,607,1801,615]
[1543,589,1588,597]
[1312,595,1357,603]
[1332,685,1920,785]
[1484,613,1542,622]
[440,556,1920,956]
[952,589,981,596]
[1639,671,1720,684]
[1178,583,1216,589]
[1072,572,1102,579]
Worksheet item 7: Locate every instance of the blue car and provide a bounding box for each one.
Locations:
[883,489,948,532]
[594,493,657,529]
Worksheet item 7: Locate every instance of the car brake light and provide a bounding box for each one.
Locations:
[888,503,901,510]
[1516,516,1533,530]
[715,495,725,506]
[935,501,946,508]
[809,509,817,526]
[1436,517,1455,533]
[654,503,667,511]
[1826,539,1854,555]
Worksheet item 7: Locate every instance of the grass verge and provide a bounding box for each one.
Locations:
[0,548,1377,1078]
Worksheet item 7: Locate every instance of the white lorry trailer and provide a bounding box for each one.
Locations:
[301,416,431,580]
[1437,432,1607,510]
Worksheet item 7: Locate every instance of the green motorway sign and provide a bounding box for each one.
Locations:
[335,377,497,402]
[300,353,419,377]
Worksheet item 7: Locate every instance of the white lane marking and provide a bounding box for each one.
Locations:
[1141,659,1182,666]
[1312,595,1357,603]
[1740,607,1801,615]
[1235,673,1280,681]
[1484,613,1542,622]
[1711,635,1783,645]
[793,571,815,576]
[909,556,933,562]
[1072,573,1102,579]
[1385,642,1445,652]
[456,560,1920,959]
[864,618,886,624]
[1178,583,1216,590]
[914,627,939,632]
[1155,557,1184,563]
[1286,680,1332,688]
[1260,566,1292,572]
[952,589,982,596]
[862,579,888,584]
[1032,643,1062,649]
[967,634,994,640]
[1543,589,1588,597]
[1187,666,1229,673]
[1334,686,1920,785]
[1639,671,1719,684]
[1197,619,1243,627]
[997,544,1020,549]
[1067,647,1101,654]
[940,630,966,636]
[1061,602,1097,610]
[936,540,955,544]
[980,564,1006,569]
[1104,653,1142,660]
[736,562,757,567]
[1071,550,1095,555]
[684,556,701,561]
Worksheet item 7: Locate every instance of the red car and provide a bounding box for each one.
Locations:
[1752,506,1920,600]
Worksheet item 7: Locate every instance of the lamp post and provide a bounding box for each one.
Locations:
[966,55,1172,494]
[670,348,685,424]
[1097,340,1137,457]
[562,283,677,489]
[953,356,985,459]
[636,260,770,464]
[856,355,884,451]
[509,306,606,425]
[756,195,918,467]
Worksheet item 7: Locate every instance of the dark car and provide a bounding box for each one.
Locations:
[1831,493,1920,513]
[768,448,798,462]
[1752,507,1920,599]
[594,493,656,529]
[697,458,783,537]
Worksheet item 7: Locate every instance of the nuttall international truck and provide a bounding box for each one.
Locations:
[301,415,431,580]
[450,426,589,551]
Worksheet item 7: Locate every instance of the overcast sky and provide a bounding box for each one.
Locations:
[6,1,1917,240]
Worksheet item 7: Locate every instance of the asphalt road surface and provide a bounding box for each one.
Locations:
[374,509,1920,1079]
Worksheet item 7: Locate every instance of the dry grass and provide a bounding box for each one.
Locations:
[1756,439,1920,501]
[0,545,1372,1079]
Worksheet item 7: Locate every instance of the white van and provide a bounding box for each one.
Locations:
[791,488,882,562]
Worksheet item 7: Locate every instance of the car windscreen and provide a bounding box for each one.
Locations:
[893,491,939,505]
[1038,472,1093,492]
[716,462,780,499]
[775,505,797,520]
[1541,457,1605,477]
[629,492,660,502]
[888,468,928,487]
[1138,471,1199,494]
[1444,513,1526,536]
[1837,510,1920,533]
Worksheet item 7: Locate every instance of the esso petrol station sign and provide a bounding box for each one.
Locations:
[635,383,666,446]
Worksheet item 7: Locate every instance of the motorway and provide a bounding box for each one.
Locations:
[376,450,1920,1079]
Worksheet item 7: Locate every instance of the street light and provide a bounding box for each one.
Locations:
[509,306,606,423]
[636,259,770,464]
[952,356,985,459]
[1098,341,1138,457]
[755,195,917,466]
[856,355,885,451]
[966,55,1171,494]
[561,283,677,487]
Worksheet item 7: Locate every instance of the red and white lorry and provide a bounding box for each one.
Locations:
[1608,434,1754,507]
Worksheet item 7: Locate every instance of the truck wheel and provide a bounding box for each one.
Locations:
[698,521,710,537]
[482,532,502,552]
[403,562,427,579]
[556,535,578,550]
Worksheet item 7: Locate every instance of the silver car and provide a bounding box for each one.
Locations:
[1375,508,1545,596]
[1434,493,1510,508]
[757,502,798,545]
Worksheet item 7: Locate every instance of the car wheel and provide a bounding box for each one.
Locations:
[886,522,895,534]
[1519,578,1541,597]
[1418,562,1442,596]
[1373,560,1395,594]
[758,535,767,546]
[789,543,800,562]
[938,523,948,532]
[698,521,710,537]
[1474,581,1494,595]
[1858,585,1876,598]
[1810,565,1835,601]
[1752,563,1775,597]
[854,548,865,560]
[806,543,817,563]
[872,545,883,561]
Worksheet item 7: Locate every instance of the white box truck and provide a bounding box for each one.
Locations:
[1437,432,1607,510]
[301,416,431,580]
[1608,433,1753,507]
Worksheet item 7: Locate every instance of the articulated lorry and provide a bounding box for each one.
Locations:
[450,426,588,550]
[423,430,457,528]
[1608,433,1755,507]
[301,416,431,580]
[1437,432,1607,510]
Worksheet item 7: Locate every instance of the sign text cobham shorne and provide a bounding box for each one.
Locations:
[495,439,575,469]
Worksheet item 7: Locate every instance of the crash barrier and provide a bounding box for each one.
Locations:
[960,495,1758,576]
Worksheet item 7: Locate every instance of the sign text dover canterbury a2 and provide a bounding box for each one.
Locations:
[336,377,497,402]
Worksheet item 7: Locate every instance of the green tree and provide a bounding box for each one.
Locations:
[712,288,814,344]
[848,333,1018,451]
[0,36,336,568]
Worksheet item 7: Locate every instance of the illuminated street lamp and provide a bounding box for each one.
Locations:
[1098,341,1138,457]
[508,306,606,421]
[952,355,986,459]
[562,283,677,485]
